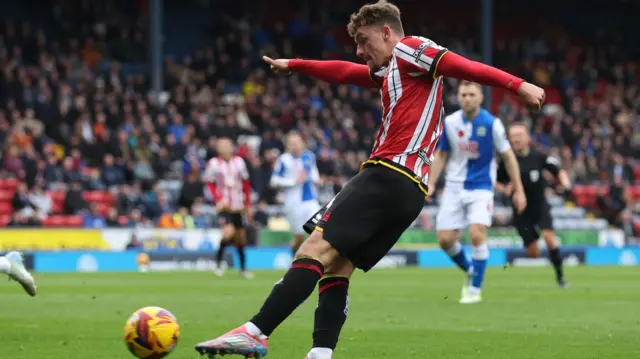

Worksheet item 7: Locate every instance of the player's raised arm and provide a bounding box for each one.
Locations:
[263,56,380,89]
[433,51,545,110]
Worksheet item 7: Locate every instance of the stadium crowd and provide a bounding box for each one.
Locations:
[0,0,638,239]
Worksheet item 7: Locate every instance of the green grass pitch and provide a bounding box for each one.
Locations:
[1,266,638,359]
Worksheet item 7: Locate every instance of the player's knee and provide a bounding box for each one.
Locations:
[296,230,339,268]
[541,230,556,248]
[324,256,355,279]
[437,230,458,250]
[525,244,540,258]
[222,225,235,240]
[468,224,487,246]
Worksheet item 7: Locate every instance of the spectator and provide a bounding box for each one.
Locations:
[28,184,52,219]
[178,171,204,211]
[102,154,125,187]
[12,183,33,216]
[64,182,88,215]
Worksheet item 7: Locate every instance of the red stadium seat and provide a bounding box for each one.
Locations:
[43,216,66,227]
[63,216,84,227]
[634,167,640,181]
[0,178,18,191]
[47,191,66,202]
[51,201,64,214]
[0,202,12,215]
[94,203,110,216]
[0,190,13,202]
[630,186,640,201]
[0,215,9,226]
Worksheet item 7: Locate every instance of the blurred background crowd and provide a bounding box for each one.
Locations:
[0,0,638,241]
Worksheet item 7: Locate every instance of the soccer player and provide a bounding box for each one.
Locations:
[496,123,571,287]
[0,251,37,296]
[426,81,526,304]
[270,131,321,256]
[195,1,545,358]
[203,137,254,279]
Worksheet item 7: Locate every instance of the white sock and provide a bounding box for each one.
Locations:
[468,286,481,295]
[0,256,10,273]
[446,240,462,256]
[245,322,268,340]
[308,347,333,359]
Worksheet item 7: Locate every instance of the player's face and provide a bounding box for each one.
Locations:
[458,84,483,113]
[217,139,234,158]
[287,135,305,156]
[509,126,529,152]
[354,25,393,69]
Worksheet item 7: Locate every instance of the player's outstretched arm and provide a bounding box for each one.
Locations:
[435,52,545,109]
[263,56,380,89]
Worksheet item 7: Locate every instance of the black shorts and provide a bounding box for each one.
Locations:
[513,204,553,247]
[218,211,245,229]
[303,163,425,272]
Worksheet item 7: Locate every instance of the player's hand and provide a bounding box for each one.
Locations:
[516,82,546,110]
[296,171,308,184]
[425,183,436,202]
[216,201,228,212]
[503,183,514,196]
[262,56,291,75]
[512,190,527,214]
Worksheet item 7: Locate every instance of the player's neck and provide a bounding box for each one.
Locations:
[219,155,233,162]
[516,147,530,156]
[463,108,480,121]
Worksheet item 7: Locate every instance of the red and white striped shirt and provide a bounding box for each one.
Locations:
[203,156,251,211]
[368,36,447,185]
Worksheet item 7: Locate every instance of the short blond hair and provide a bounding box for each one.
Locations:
[347,0,404,38]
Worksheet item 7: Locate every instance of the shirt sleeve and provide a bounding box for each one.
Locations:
[436,119,451,152]
[238,157,250,180]
[393,36,448,79]
[270,155,296,188]
[492,119,511,154]
[543,154,561,176]
[202,159,217,182]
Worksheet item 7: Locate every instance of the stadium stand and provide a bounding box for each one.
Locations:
[0,0,637,241]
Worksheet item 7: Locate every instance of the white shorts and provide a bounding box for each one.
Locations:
[285,200,321,235]
[435,185,494,230]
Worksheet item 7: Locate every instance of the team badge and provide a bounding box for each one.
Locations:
[477,126,487,136]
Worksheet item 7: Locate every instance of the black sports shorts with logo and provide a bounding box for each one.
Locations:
[218,211,245,229]
[303,161,425,272]
[513,202,553,247]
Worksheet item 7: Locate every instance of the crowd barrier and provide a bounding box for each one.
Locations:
[0,228,634,272]
[7,247,639,273]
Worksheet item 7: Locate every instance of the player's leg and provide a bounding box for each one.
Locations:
[195,169,385,357]
[460,191,493,304]
[233,215,252,279]
[435,187,470,273]
[538,206,567,287]
[307,256,354,359]
[0,252,37,296]
[514,211,542,258]
[215,213,236,276]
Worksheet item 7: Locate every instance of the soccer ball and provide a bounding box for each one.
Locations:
[124,306,180,358]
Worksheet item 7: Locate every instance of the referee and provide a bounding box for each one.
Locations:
[496,122,572,288]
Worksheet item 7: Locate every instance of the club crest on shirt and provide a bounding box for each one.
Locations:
[477,126,487,136]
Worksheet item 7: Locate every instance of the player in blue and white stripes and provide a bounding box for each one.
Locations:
[270,131,322,255]
[427,81,526,303]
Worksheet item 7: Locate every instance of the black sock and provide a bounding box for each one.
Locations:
[548,247,564,281]
[237,245,246,271]
[313,276,350,350]
[250,257,324,336]
[216,240,229,266]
